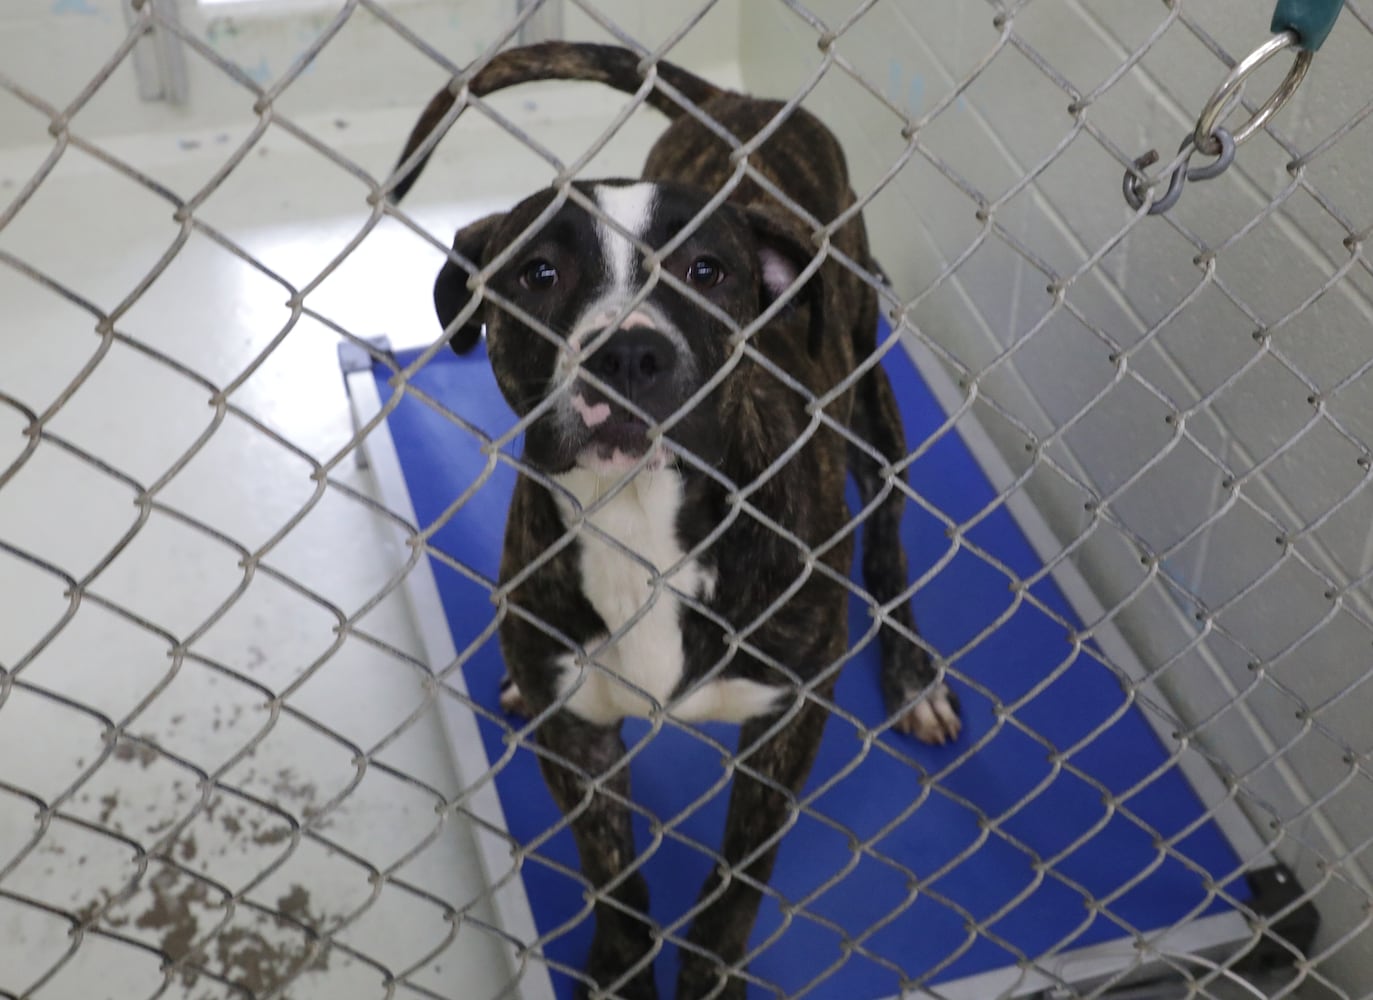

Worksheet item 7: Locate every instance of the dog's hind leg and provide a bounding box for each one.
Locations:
[676,690,832,1000]
[535,712,659,1000]
[847,330,962,745]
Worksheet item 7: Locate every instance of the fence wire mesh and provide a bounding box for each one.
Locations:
[3,0,1373,998]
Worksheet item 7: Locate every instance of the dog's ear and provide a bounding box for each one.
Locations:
[741,206,836,358]
[435,213,505,354]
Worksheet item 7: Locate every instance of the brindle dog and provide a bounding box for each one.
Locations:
[391,42,960,1000]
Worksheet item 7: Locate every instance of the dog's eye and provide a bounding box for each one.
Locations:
[686,256,726,288]
[520,260,559,290]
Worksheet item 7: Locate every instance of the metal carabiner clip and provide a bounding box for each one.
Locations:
[1123,127,1237,216]
[1121,30,1312,215]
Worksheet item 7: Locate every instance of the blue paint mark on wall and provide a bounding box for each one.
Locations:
[243,57,272,85]
[887,58,927,117]
[908,73,925,117]
[52,0,102,15]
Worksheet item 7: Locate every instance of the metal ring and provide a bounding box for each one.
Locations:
[1193,31,1313,153]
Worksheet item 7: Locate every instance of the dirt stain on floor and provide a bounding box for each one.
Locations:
[94,864,332,998]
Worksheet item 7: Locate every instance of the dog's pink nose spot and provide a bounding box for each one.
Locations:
[571,393,611,428]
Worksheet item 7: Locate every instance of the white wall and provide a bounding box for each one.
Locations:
[0,0,741,142]
[740,2,1373,993]
[0,0,742,228]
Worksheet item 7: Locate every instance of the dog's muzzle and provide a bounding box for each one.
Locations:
[569,327,683,462]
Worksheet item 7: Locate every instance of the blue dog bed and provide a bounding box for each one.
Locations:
[362,324,1252,998]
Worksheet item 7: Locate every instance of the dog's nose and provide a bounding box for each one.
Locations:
[585,329,675,402]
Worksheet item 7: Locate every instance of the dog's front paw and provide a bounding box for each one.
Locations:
[889,681,962,745]
[498,673,531,717]
[576,968,658,1000]
[677,954,746,1000]
[579,931,659,1000]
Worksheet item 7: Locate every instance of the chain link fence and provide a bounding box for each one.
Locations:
[3,0,1373,997]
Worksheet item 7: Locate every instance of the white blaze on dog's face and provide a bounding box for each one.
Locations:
[593,183,654,307]
[431,179,825,477]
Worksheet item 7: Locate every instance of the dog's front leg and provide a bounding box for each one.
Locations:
[535,710,658,1000]
[676,689,832,1000]
[848,359,962,746]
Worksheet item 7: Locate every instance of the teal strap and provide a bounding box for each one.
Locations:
[1271,0,1344,51]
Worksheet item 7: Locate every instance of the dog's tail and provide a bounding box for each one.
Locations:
[389,42,726,203]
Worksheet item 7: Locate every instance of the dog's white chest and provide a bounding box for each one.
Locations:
[551,468,780,724]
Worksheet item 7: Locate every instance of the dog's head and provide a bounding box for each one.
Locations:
[432,179,831,477]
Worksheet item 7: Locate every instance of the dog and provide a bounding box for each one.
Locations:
[390,42,961,1000]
